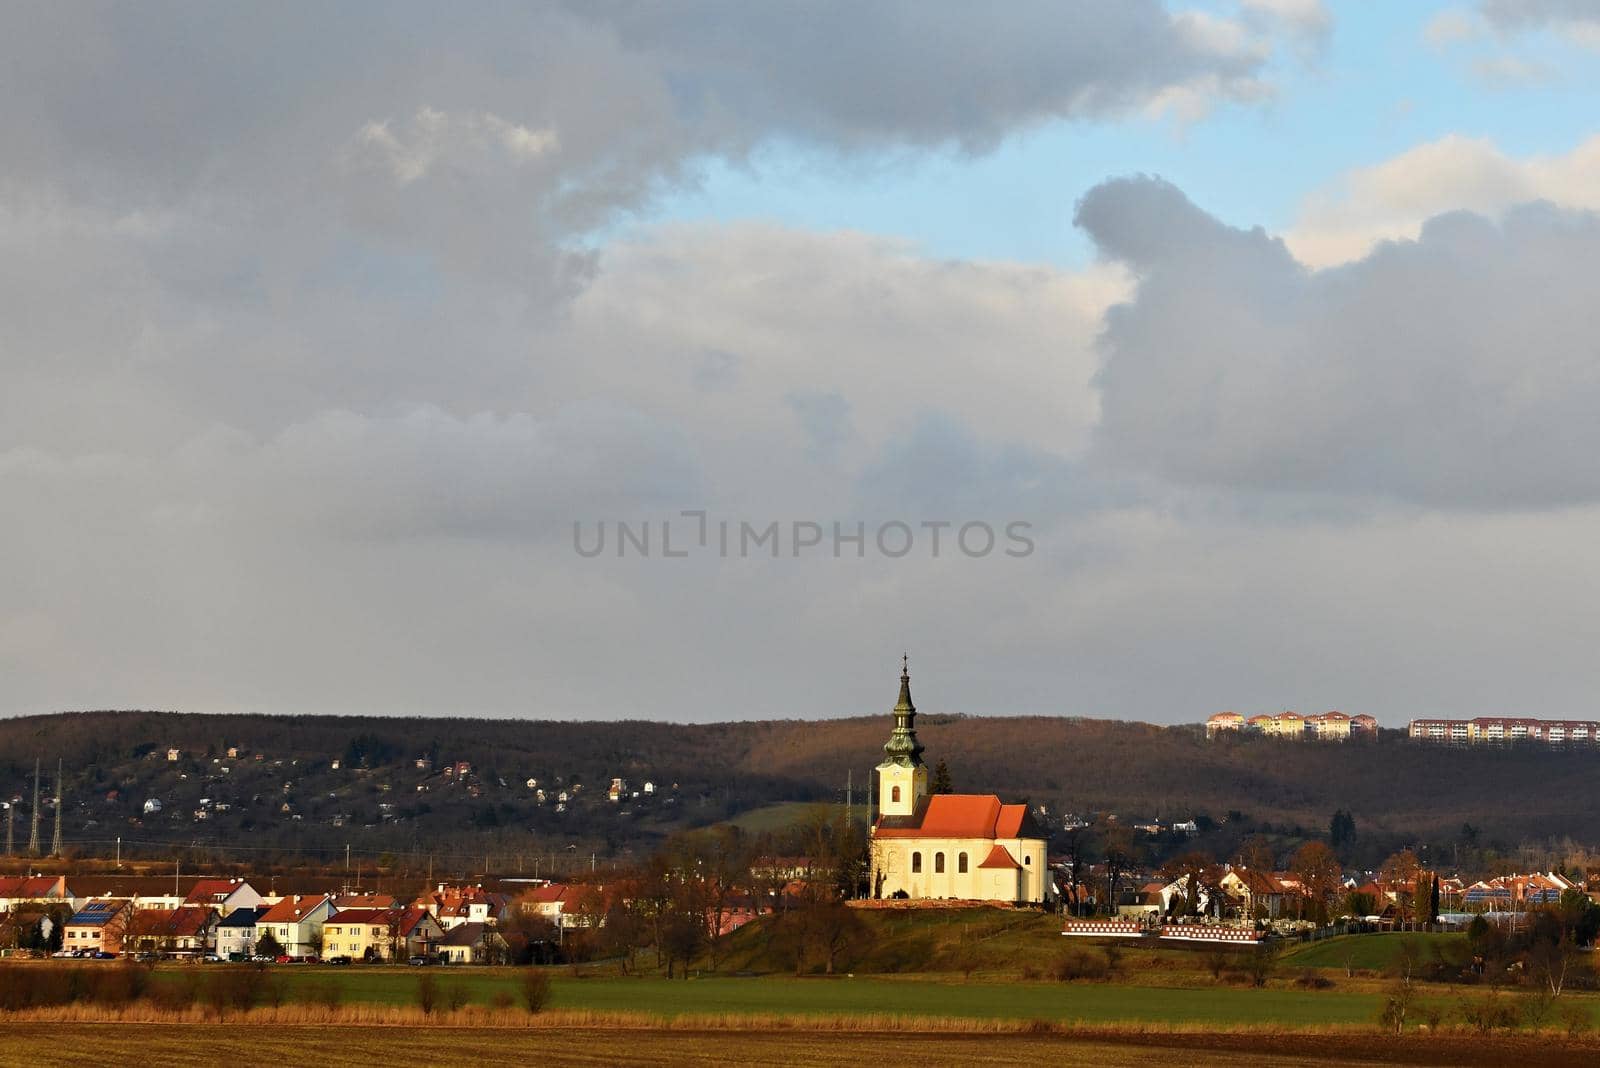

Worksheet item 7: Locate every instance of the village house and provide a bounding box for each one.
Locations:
[868,662,1051,904]
[397,907,446,957]
[516,883,574,929]
[0,875,71,912]
[63,899,132,955]
[321,908,400,961]
[434,921,507,964]
[216,905,268,959]
[125,906,216,958]
[256,894,334,958]
[416,884,507,930]
[1219,869,1292,919]
[184,878,263,917]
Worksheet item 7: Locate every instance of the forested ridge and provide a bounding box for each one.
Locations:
[0,710,1594,862]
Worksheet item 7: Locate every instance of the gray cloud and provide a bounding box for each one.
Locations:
[1080,175,1600,509]
[1481,0,1600,32]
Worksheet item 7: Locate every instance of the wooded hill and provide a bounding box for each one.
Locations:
[0,710,1594,865]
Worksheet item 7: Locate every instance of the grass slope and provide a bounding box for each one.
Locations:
[1279,933,1465,970]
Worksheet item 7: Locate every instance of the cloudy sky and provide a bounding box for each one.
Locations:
[5,1,1600,725]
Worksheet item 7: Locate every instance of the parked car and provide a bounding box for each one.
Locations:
[92,951,117,960]
[250,954,274,963]
[406,955,435,966]
[326,955,352,966]
[201,953,224,962]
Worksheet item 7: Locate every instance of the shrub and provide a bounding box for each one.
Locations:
[446,982,469,1012]
[1293,968,1332,990]
[1523,990,1556,1030]
[1102,941,1124,978]
[1245,951,1276,988]
[314,981,342,1010]
[1458,992,1520,1034]
[416,973,438,1015]
[1561,1002,1592,1037]
[492,990,514,1010]
[519,970,551,1013]
[1052,948,1109,982]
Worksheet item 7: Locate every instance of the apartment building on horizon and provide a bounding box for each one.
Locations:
[1408,717,1600,746]
[1206,710,1378,740]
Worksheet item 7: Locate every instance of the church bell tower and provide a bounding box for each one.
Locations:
[875,655,927,818]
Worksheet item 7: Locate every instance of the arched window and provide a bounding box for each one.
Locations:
[1024,855,1032,865]
[911,851,922,873]
[891,785,901,803]
[958,852,969,874]
[934,852,945,874]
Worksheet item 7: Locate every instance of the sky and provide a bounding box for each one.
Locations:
[4,1,1600,725]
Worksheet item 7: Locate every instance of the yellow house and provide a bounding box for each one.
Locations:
[867,661,1050,904]
[320,909,398,961]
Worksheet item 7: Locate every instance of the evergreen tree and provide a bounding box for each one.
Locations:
[1329,809,1356,849]
[930,759,953,795]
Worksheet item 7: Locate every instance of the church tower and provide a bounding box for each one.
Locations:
[875,656,927,818]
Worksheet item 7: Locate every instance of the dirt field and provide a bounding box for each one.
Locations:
[9,1023,1600,1068]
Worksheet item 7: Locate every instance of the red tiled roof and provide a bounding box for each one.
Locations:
[874,794,1031,839]
[327,908,393,925]
[977,844,1019,870]
[1229,869,1284,894]
[397,906,435,936]
[130,906,213,938]
[0,876,66,899]
[333,894,400,909]
[184,879,247,905]
[519,884,569,904]
[259,895,329,924]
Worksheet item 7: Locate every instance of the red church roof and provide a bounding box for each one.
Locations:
[977,844,1019,869]
[874,794,1033,839]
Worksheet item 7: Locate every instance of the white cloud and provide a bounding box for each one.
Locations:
[350,109,559,187]
[1287,133,1600,266]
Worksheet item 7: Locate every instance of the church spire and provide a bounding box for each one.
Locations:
[881,655,924,768]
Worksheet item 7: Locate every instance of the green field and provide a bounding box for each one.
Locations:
[152,968,1406,1026]
[717,801,851,833]
[1279,932,1466,971]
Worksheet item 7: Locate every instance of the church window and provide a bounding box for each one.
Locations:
[911,852,922,873]
[1024,855,1031,865]
[891,785,901,803]
[934,852,945,874]
[958,852,968,873]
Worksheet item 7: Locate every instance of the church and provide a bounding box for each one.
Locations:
[868,660,1051,903]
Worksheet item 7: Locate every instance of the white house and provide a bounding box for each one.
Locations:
[256,894,334,957]
[215,905,267,959]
